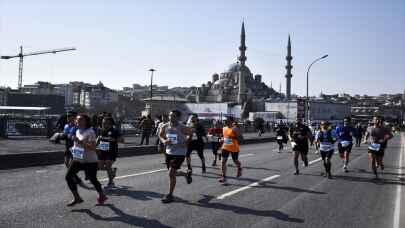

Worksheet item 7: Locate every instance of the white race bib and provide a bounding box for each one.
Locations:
[224,137,233,145]
[277,136,283,140]
[340,141,351,148]
[71,146,85,159]
[291,142,297,148]
[98,141,110,151]
[192,133,198,139]
[320,143,333,151]
[167,133,178,145]
[369,143,381,151]
[209,136,219,142]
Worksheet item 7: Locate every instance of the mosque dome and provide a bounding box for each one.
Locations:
[226,62,252,75]
[212,78,230,89]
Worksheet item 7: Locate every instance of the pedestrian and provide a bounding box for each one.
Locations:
[159,110,193,203]
[275,123,287,153]
[335,117,355,172]
[65,114,107,206]
[139,115,154,145]
[354,123,363,147]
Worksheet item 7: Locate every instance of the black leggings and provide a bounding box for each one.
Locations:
[66,162,102,193]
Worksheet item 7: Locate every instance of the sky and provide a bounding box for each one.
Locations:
[0,0,404,96]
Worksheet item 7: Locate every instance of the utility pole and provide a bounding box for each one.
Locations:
[149,68,156,115]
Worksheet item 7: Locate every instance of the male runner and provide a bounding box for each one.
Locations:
[289,118,313,175]
[335,117,355,172]
[207,120,223,166]
[315,121,336,178]
[186,114,208,174]
[219,117,242,184]
[159,110,193,203]
[364,115,393,178]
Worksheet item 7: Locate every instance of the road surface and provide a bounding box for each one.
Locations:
[0,134,404,228]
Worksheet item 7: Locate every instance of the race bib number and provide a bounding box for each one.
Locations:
[320,143,333,151]
[71,146,85,159]
[277,136,283,140]
[291,142,297,148]
[209,136,219,142]
[224,137,233,145]
[340,141,351,148]
[369,143,381,151]
[167,133,178,145]
[98,141,110,151]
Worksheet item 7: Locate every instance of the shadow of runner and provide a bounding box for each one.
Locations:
[106,185,164,201]
[71,204,173,228]
[180,195,304,223]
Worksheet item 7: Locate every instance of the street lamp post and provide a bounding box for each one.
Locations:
[306,54,328,125]
[149,68,156,115]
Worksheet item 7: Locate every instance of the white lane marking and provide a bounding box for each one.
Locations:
[100,168,167,182]
[216,175,280,200]
[239,153,255,158]
[393,134,404,228]
[308,157,322,165]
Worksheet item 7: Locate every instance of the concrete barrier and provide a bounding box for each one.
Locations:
[0,137,275,170]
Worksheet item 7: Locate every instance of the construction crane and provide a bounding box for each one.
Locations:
[1,46,76,89]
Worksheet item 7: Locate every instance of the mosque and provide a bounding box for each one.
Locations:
[189,22,284,118]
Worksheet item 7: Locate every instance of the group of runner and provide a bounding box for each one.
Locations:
[158,110,243,203]
[63,111,123,206]
[62,109,394,205]
[281,115,393,179]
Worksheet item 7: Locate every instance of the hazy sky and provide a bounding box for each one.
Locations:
[0,0,404,96]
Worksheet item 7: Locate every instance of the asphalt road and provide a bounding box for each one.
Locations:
[0,134,404,228]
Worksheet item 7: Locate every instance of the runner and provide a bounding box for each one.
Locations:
[219,117,242,184]
[157,114,169,165]
[63,111,86,187]
[315,121,336,178]
[96,116,124,189]
[364,115,393,178]
[186,114,208,174]
[275,123,287,153]
[159,110,193,203]
[354,123,364,147]
[289,118,313,175]
[65,114,107,206]
[207,120,223,166]
[335,117,355,172]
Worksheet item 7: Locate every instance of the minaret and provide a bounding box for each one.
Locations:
[285,35,293,100]
[238,22,248,104]
[238,22,247,66]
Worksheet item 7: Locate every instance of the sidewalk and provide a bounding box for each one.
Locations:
[0,132,274,155]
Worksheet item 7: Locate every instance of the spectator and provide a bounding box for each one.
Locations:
[139,115,154,145]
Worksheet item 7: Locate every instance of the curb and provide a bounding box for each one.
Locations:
[0,137,275,170]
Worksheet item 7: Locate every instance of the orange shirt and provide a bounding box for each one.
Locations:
[222,127,240,152]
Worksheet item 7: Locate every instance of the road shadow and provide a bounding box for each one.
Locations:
[181,195,304,223]
[71,204,173,228]
[332,174,405,186]
[105,185,164,201]
[354,168,405,176]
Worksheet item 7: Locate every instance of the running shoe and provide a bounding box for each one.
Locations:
[67,198,84,207]
[161,194,174,203]
[294,170,300,175]
[185,170,192,184]
[236,167,242,178]
[218,177,227,183]
[96,195,108,205]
